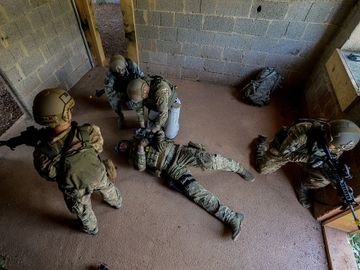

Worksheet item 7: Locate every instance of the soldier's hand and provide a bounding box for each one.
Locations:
[139,138,149,147]
[151,126,160,133]
[140,121,145,128]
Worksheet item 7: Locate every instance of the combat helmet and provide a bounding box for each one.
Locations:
[329,119,360,151]
[109,55,127,74]
[32,88,75,128]
[127,78,147,102]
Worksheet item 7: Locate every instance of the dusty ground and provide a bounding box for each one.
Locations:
[0,76,23,137]
[93,3,127,58]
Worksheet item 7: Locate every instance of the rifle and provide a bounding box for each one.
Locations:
[0,126,48,150]
[318,138,360,230]
[134,128,155,141]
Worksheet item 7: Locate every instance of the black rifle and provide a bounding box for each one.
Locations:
[134,128,155,141]
[95,89,105,97]
[0,126,48,150]
[318,138,360,230]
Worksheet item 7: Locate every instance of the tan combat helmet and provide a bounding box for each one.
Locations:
[109,55,127,74]
[32,88,75,128]
[329,119,360,151]
[127,78,147,102]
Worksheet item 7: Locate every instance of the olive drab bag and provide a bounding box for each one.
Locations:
[239,68,283,107]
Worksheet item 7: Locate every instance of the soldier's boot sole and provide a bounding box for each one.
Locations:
[295,184,312,209]
[231,213,244,241]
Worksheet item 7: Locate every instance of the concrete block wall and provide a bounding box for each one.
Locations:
[134,0,355,88]
[304,2,360,198]
[0,0,91,116]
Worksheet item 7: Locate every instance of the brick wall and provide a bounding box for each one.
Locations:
[134,0,356,88]
[0,0,91,115]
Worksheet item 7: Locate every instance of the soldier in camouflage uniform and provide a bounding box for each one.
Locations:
[32,88,122,235]
[127,77,181,139]
[104,55,144,128]
[256,119,360,208]
[116,131,255,240]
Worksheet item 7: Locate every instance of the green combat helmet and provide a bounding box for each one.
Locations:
[127,78,147,102]
[109,55,127,74]
[329,119,360,151]
[32,88,75,128]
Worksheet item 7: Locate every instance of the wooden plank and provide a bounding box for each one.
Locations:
[120,0,139,64]
[325,49,360,112]
[74,0,105,66]
[323,206,360,233]
[323,226,358,270]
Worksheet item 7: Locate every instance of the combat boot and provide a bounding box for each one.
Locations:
[237,167,255,182]
[215,205,244,241]
[295,183,311,209]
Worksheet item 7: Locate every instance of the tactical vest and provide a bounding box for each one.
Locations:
[38,124,105,192]
[145,142,178,174]
[145,76,178,111]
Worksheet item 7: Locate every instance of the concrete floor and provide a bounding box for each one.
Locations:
[0,67,328,269]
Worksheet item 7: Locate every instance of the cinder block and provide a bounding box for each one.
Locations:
[181,68,199,81]
[69,51,87,70]
[137,0,150,10]
[198,70,218,83]
[217,73,243,86]
[19,49,45,76]
[14,17,33,37]
[201,46,222,60]
[223,62,243,75]
[39,44,52,60]
[5,66,23,83]
[1,21,22,43]
[22,35,38,54]
[43,22,57,40]
[156,0,183,12]
[37,62,55,82]
[223,48,243,63]
[200,0,216,15]
[251,0,288,20]
[234,18,269,36]
[285,22,306,40]
[216,0,251,17]
[175,14,202,30]
[47,36,62,56]
[182,43,201,57]
[0,6,9,26]
[138,38,155,50]
[135,10,146,25]
[212,33,233,47]
[185,0,201,14]
[14,72,41,94]
[148,11,160,25]
[149,51,168,64]
[49,1,64,18]
[227,34,252,50]
[136,25,159,39]
[140,50,150,63]
[38,3,54,25]
[305,2,334,23]
[203,16,234,33]
[48,49,69,70]
[302,23,327,42]
[177,29,214,45]
[183,56,204,70]
[167,54,185,66]
[157,40,181,54]
[204,59,224,73]
[29,0,48,8]
[266,21,288,38]
[27,9,45,29]
[37,74,59,91]
[285,2,312,21]
[248,36,277,53]
[265,54,307,72]
[160,12,174,27]
[271,39,304,56]
[159,27,177,41]
[242,50,267,66]
[9,43,26,60]
[52,16,66,35]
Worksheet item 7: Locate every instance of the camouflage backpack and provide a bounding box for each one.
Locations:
[240,68,283,106]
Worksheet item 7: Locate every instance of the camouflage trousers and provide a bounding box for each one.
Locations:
[62,171,122,234]
[257,145,331,190]
[163,146,242,224]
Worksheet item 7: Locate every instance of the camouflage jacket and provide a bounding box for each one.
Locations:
[104,58,144,111]
[273,121,342,165]
[134,77,177,129]
[33,124,105,192]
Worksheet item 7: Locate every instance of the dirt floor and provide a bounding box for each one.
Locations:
[0,76,23,137]
[0,67,329,269]
[93,3,127,58]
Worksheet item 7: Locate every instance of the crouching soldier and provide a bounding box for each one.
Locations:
[116,130,254,240]
[32,88,122,235]
[255,118,360,208]
[126,76,181,139]
[104,55,145,128]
